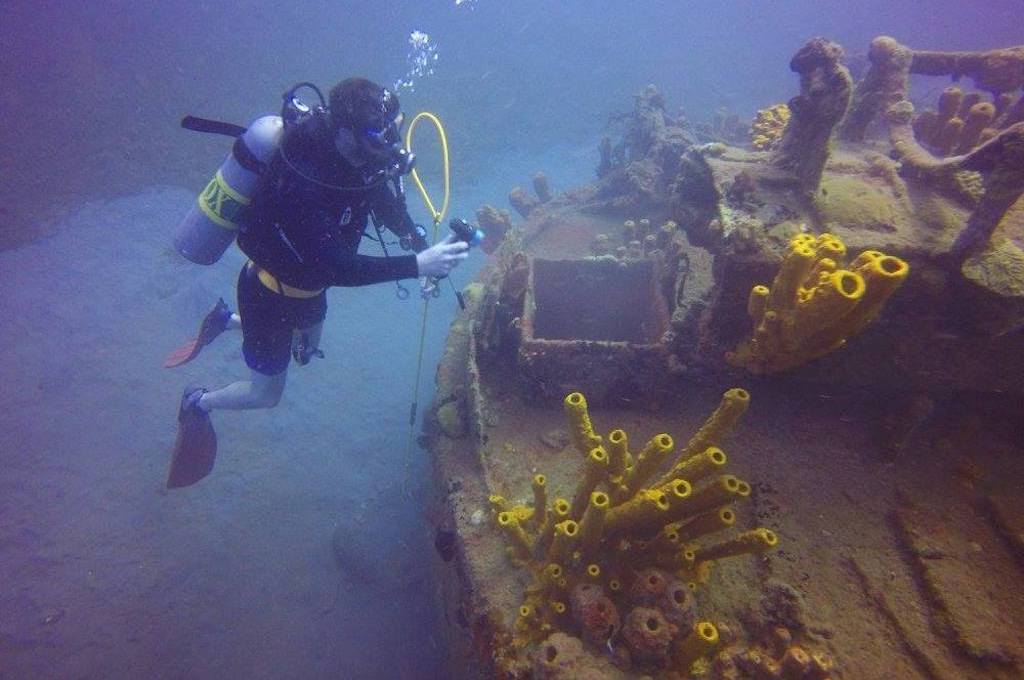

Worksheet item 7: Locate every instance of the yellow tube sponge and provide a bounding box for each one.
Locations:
[531,474,548,532]
[673,621,720,672]
[691,527,779,563]
[563,392,602,455]
[488,494,509,515]
[656,446,728,489]
[489,389,782,666]
[537,498,571,556]
[545,520,580,566]
[837,253,911,337]
[674,388,750,465]
[678,506,737,542]
[768,240,816,314]
[606,428,631,480]
[728,232,910,373]
[625,433,674,494]
[604,489,671,537]
[497,511,535,561]
[801,269,864,324]
[663,475,747,524]
[570,447,610,519]
[576,491,610,562]
[747,285,770,325]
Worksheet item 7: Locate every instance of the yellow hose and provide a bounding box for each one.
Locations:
[404,111,453,483]
[405,111,451,232]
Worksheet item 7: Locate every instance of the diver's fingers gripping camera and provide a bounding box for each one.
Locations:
[436,219,485,312]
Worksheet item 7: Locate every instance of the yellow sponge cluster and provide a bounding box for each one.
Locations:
[727,232,909,374]
[491,389,777,671]
[750,103,791,150]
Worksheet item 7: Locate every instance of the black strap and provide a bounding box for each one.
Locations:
[232,136,265,174]
[181,115,264,173]
[181,115,246,138]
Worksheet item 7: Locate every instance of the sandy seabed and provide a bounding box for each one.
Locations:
[0,187,458,679]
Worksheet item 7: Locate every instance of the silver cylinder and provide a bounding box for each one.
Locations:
[174,115,282,265]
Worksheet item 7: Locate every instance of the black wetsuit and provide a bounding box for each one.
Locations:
[235,112,428,375]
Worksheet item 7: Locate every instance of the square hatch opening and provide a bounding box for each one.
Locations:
[527,257,668,344]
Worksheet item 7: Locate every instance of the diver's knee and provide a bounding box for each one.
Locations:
[262,389,283,409]
[252,370,286,408]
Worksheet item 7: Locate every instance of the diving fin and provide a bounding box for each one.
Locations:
[167,386,217,488]
[164,298,232,368]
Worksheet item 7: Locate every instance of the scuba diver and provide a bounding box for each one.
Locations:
[165,77,469,488]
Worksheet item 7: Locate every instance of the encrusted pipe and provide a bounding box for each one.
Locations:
[532,171,552,203]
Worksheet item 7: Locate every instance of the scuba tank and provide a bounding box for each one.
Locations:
[174,81,417,265]
[173,115,282,265]
[173,82,324,265]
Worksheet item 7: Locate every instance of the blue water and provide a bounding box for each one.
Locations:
[1,1,1020,678]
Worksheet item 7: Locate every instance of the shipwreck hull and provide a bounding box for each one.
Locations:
[429,36,1024,680]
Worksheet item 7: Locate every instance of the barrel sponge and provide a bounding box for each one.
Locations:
[629,567,671,608]
[657,575,697,631]
[622,606,677,666]
[569,583,621,647]
[530,632,589,680]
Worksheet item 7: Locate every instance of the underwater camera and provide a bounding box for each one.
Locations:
[449,218,484,248]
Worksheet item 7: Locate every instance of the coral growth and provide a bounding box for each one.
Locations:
[771,38,853,195]
[842,37,1024,141]
[887,101,1024,265]
[475,204,513,254]
[749,104,791,151]
[911,85,1017,157]
[727,232,910,374]
[598,217,681,262]
[509,186,540,219]
[491,390,779,674]
[696,108,747,146]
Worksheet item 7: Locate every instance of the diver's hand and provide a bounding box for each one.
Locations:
[419,277,437,299]
[415,234,469,278]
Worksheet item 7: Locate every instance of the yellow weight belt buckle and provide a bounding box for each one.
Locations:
[250,262,324,299]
